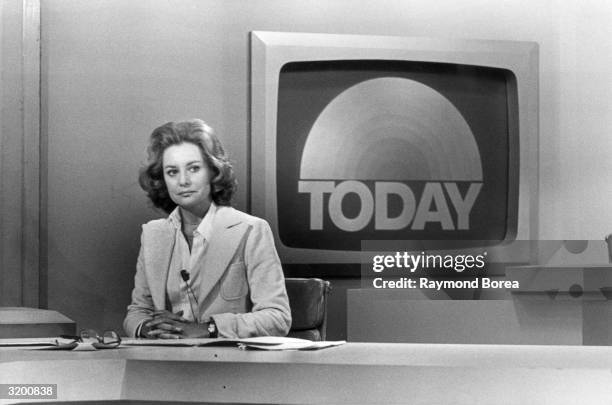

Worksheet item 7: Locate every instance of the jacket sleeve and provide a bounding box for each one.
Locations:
[123,231,155,337]
[211,219,292,338]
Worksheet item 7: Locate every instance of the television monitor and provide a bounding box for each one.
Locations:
[250,31,538,273]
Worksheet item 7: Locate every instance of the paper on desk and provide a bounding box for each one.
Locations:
[239,340,346,351]
[122,336,312,347]
[0,337,74,347]
[0,338,119,351]
[122,337,243,347]
[122,336,345,350]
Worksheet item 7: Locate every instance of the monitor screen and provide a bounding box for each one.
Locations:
[250,32,538,270]
[276,60,518,251]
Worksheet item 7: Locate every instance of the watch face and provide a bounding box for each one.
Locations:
[207,322,217,337]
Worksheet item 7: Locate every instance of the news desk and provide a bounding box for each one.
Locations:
[2,343,612,404]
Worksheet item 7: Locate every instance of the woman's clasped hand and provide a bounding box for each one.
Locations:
[140,310,211,339]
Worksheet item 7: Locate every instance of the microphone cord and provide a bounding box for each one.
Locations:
[180,269,199,321]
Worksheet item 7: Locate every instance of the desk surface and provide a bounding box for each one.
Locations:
[3,343,612,404]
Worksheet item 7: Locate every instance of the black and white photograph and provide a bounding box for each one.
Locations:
[1,0,612,403]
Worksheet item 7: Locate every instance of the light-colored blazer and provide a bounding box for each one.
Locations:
[123,206,291,338]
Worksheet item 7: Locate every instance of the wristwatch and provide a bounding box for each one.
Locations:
[207,320,218,338]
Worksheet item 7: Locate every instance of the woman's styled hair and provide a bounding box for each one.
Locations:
[139,119,237,213]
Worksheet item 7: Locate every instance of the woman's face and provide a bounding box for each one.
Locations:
[162,142,213,216]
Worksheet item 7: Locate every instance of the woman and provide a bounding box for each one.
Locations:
[123,119,291,339]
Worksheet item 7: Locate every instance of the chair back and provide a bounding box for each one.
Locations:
[285,278,331,341]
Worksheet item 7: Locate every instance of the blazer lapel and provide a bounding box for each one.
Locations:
[198,207,246,300]
[144,221,176,310]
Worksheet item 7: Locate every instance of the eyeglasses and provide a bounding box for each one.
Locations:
[60,329,121,349]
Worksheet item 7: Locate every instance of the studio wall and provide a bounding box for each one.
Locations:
[1,0,40,308]
[36,0,612,336]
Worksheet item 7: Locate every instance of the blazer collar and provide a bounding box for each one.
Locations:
[145,221,176,310]
[197,206,246,300]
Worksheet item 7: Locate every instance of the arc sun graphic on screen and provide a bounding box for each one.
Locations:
[250,32,538,268]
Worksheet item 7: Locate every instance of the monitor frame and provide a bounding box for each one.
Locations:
[250,31,538,266]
